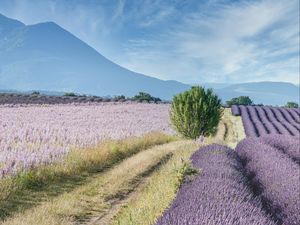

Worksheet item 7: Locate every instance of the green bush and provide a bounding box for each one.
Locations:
[132,92,161,103]
[170,86,223,139]
[114,95,126,101]
[226,96,253,106]
[64,92,77,97]
[31,91,40,95]
[285,102,299,108]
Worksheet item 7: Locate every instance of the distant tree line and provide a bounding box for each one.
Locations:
[226,96,298,108]
[132,92,162,103]
[62,91,162,103]
[1,91,298,107]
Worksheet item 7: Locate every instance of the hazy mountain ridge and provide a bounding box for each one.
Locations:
[0,14,298,105]
[0,14,190,100]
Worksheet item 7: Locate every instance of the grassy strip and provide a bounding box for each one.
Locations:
[111,141,199,225]
[223,108,246,148]
[207,108,245,148]
[210,121,227,145]
[1,141,191,225]
[0,132,175,219]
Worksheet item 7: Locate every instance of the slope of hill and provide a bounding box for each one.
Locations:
[0,14,189,100]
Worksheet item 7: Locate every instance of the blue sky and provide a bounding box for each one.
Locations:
[0,0,299,84]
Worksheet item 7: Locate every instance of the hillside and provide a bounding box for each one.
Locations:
[0,14,189,100]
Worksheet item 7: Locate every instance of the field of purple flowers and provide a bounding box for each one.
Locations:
[0,102,173,177]
[236,136,300,224]
[158,105,299,225]
[231,105,300,137]
[156,144,276,225]
[158,137,300,225]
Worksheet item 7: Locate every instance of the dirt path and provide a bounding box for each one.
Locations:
[83,153,171,225]
[88,175,151,225]
[2,142,180,225]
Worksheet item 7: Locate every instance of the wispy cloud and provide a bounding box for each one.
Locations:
[120,0,299,84]
[0,0,299,84]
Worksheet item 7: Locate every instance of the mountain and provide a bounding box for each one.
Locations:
[214,82,299,106]
[0,14,298,105]
[0,14,190,100]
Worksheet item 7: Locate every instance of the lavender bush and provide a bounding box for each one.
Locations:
[236,138,300,225]
[0,102,174,177]
[156,144,276,225]
[259,134,300,164]
[231,105,240,116]
[247,106,269,136]
[239,105,259,137]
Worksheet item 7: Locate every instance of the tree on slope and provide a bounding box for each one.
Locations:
[170,86,223,139]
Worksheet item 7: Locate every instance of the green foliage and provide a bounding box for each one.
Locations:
[31,91,40,95]
[64,92,77,97]
[114,95,126,101]
[175,159,198,189]
[170,86,223,139]
[285,102,299,108]
[226,96,253,106]
[132,92,161,103]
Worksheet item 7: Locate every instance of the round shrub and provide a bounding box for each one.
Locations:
[170,86,223,139]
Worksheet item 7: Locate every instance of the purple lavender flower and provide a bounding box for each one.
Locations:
[156,144,276,225]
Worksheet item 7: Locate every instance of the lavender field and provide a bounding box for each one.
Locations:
[0,102,173,177]
[231,105,300,137]
[157,105,299,225]
[236,136,300,224]
[156,144,276,225]
[1,101,299,225]
[157,137,300,225]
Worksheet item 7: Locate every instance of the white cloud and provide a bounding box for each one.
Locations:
[119,0,299,84]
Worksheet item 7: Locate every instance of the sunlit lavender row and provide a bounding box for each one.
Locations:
[236,137,300,225]
[156,145,276,225]
[0,103,173,177]
[260,134,300,164]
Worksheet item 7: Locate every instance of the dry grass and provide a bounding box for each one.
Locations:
[111,141,199,225]
[1,141,197,225]
[0,132,175,220]
[222,108,245,148]
[206,108,245,148]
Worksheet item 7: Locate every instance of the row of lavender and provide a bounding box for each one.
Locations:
[157,136,300,225]
[236,136,300,225]
[156,144,276,225]
[231,105,300,137]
